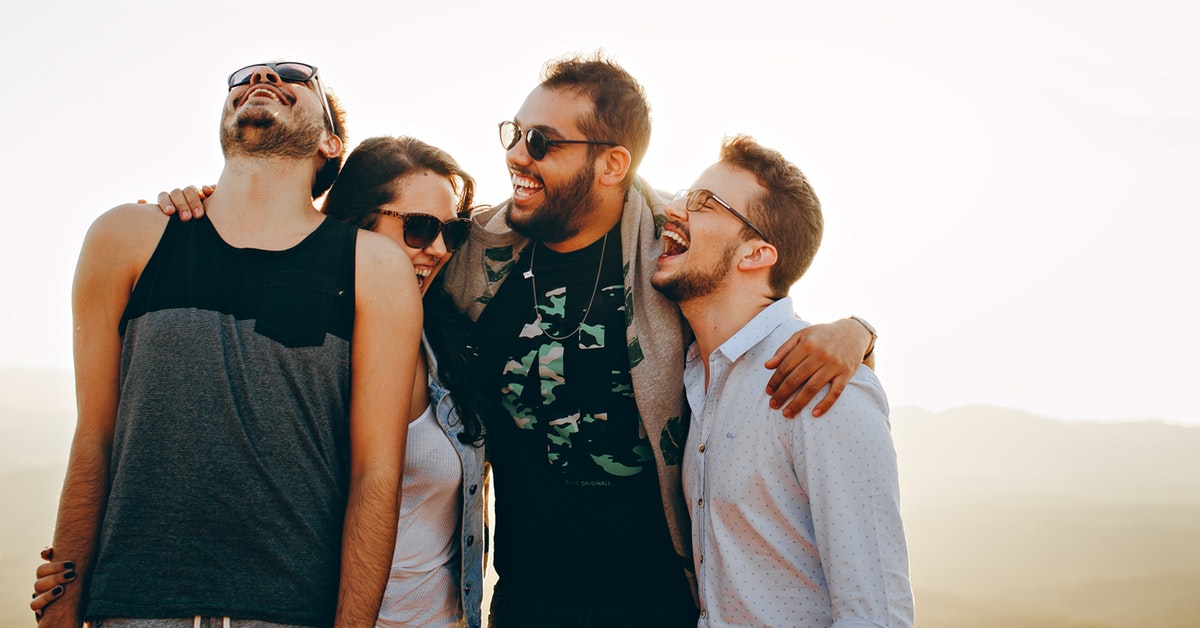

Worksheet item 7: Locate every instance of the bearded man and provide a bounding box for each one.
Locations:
[42,61,421,628]
[441,54,880,628]
[653,135,913,627]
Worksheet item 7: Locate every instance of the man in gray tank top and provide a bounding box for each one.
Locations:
[42,62,423,628]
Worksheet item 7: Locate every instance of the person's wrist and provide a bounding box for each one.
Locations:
[849,315,877,359]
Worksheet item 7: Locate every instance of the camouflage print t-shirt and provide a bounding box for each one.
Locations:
[475,225,683,603]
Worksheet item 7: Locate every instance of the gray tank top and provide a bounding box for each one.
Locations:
[87,215,357,626]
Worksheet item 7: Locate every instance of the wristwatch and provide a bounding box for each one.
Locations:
[849,315,877,359]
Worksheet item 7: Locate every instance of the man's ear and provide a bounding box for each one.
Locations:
[739,242,778,271]
[596,146,632,187]
[319,133,343,160]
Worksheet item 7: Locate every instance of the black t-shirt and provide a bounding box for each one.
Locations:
[475,225,687,604]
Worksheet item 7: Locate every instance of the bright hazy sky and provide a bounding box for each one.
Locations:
[2,1,1197,425]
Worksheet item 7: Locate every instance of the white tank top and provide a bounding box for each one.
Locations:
[376,403,464,627]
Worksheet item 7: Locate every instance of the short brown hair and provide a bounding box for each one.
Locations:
[540,52,651,189]
[719,135,823,298]
[312,88,348,199]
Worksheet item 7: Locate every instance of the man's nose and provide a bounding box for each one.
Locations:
[506,133,532,166]
[664,194,688,220]
[247,67,282,86]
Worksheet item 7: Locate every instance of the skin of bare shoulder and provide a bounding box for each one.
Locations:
[85,203,173,289]
[355,227,417,277]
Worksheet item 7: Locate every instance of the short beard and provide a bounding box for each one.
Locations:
[651,241,739,304]
[506,164,597,243]
[220,106,324,160]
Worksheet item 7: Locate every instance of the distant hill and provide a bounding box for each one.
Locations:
[891,405,1200,627]
[1,369,1197,627]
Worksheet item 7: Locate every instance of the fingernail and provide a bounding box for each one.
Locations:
[165,204,175,213]
[812,408,823,417]
[64,570,76,581]
[52,586,63,595]
[769,399,779,409]
[63,561,75,570]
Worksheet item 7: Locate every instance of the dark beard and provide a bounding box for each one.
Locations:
[651,242,739,304]
[505,165,597,243]
[220,106,324,160]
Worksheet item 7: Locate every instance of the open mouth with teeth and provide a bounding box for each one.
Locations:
[241,85,294,109]
[660,226,690,258]
[415,265,439,292]
[511,172,543,202]
[247,87,281,102]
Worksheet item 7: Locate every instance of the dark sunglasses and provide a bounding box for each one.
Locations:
[675,188,771,244]
[372,209,471,251]
[227,62,335,132]
[498,121,617,161]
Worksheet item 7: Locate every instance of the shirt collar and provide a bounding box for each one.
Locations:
[713,297,800,363]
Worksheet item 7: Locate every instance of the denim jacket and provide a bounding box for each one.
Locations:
[424,336,487,628]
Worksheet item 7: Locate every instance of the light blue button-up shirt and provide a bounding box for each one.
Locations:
[683,298,913,627]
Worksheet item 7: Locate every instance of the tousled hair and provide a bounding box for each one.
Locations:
[312,88,348,199]
[540,52,651,189]
[719,135,823,298]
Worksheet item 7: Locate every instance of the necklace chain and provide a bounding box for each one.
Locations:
[528,233,608,342]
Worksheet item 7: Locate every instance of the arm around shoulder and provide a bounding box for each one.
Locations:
[765,317,877,418]
[334,231,423,626]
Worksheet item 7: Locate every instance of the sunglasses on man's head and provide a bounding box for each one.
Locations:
[372,210,471,251]
[227,62,335,132]
[498,121,617,161]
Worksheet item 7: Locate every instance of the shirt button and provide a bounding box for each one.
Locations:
[699,554,704,564]
[466,535,475,546]
[697,498,704,507]
[465,583,471,593]
[700,609,707,619]
[698,444,706,453]
[469,484,478,495]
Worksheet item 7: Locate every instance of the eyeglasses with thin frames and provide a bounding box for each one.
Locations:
[674,188,771,244]
[227,62,336,135]
[498,121,617,161]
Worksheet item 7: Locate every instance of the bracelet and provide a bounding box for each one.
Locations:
[849,315,877,360]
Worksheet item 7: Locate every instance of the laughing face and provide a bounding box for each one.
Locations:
[504,86,603,244]
[652,163,766,304]
[219,66,327,160]
[370,170,459,295]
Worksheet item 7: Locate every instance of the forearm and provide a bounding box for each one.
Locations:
[333,469,401,627]
[41,438,112,627]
